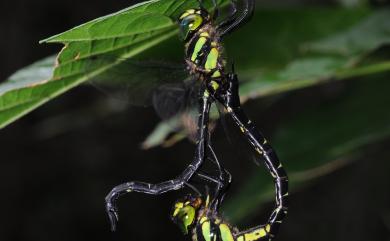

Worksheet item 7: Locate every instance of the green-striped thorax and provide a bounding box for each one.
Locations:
[178,8,226,85]
[171,195,236,241]
[171,195,273,241]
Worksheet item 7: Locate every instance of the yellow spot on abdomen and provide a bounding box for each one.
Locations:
[255,148,263,154]
[244,227,268,241]
[265,224,271,232]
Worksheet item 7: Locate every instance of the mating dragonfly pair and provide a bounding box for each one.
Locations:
[104,0,288,240]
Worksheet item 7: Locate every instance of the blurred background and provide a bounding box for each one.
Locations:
[0,0,390,241]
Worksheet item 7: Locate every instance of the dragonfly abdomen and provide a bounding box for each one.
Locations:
[194,214,272,241]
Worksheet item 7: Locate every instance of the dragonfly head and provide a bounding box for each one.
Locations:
[171,194,203,235]
[178,8,210,41]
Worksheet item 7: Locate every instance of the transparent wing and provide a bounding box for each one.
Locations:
[152,80,200,120]
[85,55,217,146]
[86,55,190,107]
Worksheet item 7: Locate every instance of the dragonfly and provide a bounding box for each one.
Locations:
[103,0,289,239]
[172,192,277,241]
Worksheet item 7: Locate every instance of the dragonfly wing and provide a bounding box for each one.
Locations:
[86,55,207,145]
[86,55,188,107]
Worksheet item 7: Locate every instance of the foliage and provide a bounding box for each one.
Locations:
[0,0,389,221]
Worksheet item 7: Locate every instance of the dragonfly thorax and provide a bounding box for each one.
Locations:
[185,24,226,81]
[179,9,226,88]
[193,212,237,241]
[172,195,273,241]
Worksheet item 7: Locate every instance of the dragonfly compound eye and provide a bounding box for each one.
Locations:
[171,200,198,235]
[178,9,206,41]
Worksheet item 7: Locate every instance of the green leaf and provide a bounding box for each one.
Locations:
[40,0,200,43]
[0,29,175,129]
[305,9,390,56]
[0,56,55,128]
[144,8,390,148]
[223,74,390,221]
[0,56,55,96]
[0,0,224,129]
[1,5,389,133]
[236,8,390,99]
[41,13,173,43]
[142,116,182,149]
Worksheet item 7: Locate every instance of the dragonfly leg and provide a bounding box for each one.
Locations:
[195,168,231,211]
[188,142,231,211]
[217,0,255,39]
[105,87,212,231]
[216,72,288,239]
[206,143,232,210]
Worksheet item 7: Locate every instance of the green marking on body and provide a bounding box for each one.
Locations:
[219,223,234,241]
[202,221,211,241]
[243,227,268,241]
[191,15,203,31]
[191,37,207,62]
[211,81,219,91]
[205,48,219,71]
[211,70,221,78]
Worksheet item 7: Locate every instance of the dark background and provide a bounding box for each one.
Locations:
[0,1,389,241]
